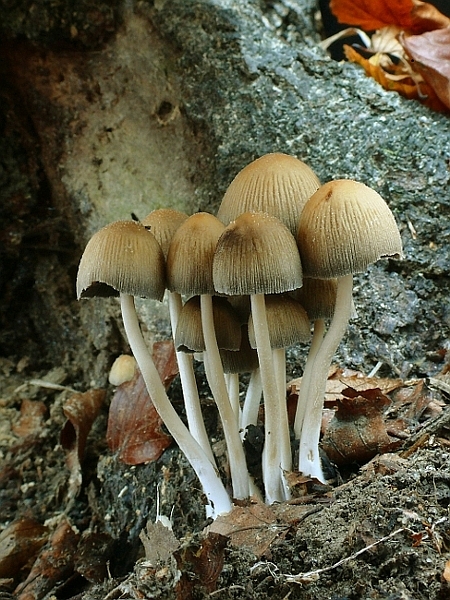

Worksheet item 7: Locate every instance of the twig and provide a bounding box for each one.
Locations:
[279,527,405,585]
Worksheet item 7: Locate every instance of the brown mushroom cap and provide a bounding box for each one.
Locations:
[76,220,166,300]
[175,296,241,353]
[220,325,259,374]
[217,153,320,235]
[248,294,311,349]
[166,212,225,295]
[213,212,303,296]
[141,208,188,259]
[291,277,338,321]
[297,180,403,278]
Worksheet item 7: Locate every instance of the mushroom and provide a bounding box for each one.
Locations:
[141,208,189,260]
[77,220,232,517]
[213,212,303,503]
[219,325,260,425]
[248,293,310,439]
[175,295,242,423]
[291,278,338,438]
[142,208,214,465]
[217,152,320,235]
[296,180,403,482]
[167,212,250,501]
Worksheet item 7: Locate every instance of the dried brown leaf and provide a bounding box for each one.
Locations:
[140,520,179,565]
[401,26,450,109]
[174,532,228,597]
[321,392,398,466]
[60,388,105,498]
[74,531,115,583]
[443,558,450,582]
[15,519,79,600]
[344,44,447,111]
[107,341,177,465]
[0,519,49,578]
[410,0,450,32]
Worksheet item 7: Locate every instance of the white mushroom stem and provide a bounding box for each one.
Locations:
[298,274,354,482]
[120,293,232,517]
[272,346,292,474]
[167,291,216,465]
[224,372,241,425]
[294,318,326,439]
[200,294,250,500]
[240,368,262,437]
[250,293,290,503]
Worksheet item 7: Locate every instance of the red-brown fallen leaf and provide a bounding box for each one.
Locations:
[207,503,280,557]
[60,388,105,498]
[15,519,79,600]
[330,0,450,112]
[0,518,49,578]
[330,0,414,31]
[107,341,178,465]
[60,389,105,460]
[174,532,228,598]
[152,340,180,389]
[321,391,398,466]
[401,26,450,109]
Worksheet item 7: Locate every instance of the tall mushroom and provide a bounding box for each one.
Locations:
[296,180,403,481]
[77,220,232,517]
[292,278,338,438]
[213,212,303,503]
[167,212,250,501]
[142,209,215,465]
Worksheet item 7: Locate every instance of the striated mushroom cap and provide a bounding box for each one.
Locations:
[167,212,225,296]
[297,179,403,278]
[217,153,320,236]
[175,295,242,353]
[76,220,166,301]
[141,208,188,259]
[291,277,338,321]
[213,212,303,296]
[248,293,311,349]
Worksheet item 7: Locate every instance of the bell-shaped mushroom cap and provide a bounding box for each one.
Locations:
[141,208,188,259]
[217,153,320,236]
[213,212,303,296]
[76,220,166,301]
[248,294,311,349]
[220,325,259,374]
[166,212,225,295]
[175,296,242,353]
[292,277,338,321]
[297,180,403,278]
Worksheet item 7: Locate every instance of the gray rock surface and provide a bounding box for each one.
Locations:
[0,0,449,383]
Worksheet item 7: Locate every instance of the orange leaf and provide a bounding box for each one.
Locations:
[344,44,447,111]
[330,0,414,31]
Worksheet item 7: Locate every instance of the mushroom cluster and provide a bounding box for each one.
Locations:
[77,153,403,517]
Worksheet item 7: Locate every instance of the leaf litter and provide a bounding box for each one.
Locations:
[0,341,450,598]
